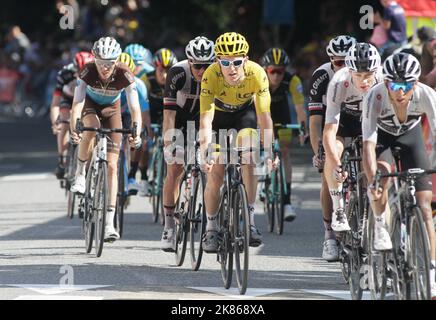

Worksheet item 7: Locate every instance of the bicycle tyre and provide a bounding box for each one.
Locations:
[115,150,126,238]
[347,192,363,300]
[175,177,188,266]
[409,206,431,300]
[94,161,108,258]
[66,144,78,219]
[264,176,274,233]
[233,184,250,295]
[274,166,285,235]
[190,171,206,271]
[219,187,233,289]
[84,164,95,254]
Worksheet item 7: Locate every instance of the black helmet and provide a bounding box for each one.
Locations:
[260,48,290,67]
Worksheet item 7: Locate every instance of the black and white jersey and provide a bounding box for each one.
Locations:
[362,82,436,143]
[163,60,202,119]
[308,62,335,117]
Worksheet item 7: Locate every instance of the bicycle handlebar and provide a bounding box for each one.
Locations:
[374,168,436,191]
[76,118,137,137]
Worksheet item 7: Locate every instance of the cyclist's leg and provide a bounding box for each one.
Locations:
[70,99,99,193]
[102,102,123,238]
[55,105,71,178]
[396,125,436,287]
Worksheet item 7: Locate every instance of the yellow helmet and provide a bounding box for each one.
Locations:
[119,52,136,73]
[215,32,249,57]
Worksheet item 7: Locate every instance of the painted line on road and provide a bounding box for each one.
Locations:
[0,173,54,182]
[6,284,112,295]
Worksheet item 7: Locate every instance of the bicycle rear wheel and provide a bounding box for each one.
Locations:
[233,184,250,295]
[115,150,126,238]
[190,171,206,271]
[263,176,274,233]
[219,188,233,289]
[347,192,363,300]
[94,161,108,258]
[84,166,95,254]
[409,206,431,300]
[273,167,285,235]
[368,207,387,300]
[175,178,189,266]
[67,144,78,219]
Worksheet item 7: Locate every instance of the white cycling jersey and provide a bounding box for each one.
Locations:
[325,66,383,125]
[362,82,436,143]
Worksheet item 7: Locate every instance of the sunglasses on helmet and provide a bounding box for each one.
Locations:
[388,81,415,92]
[266,67,286,75]
[218,58,245,68]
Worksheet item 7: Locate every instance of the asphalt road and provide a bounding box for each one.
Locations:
[0,116,358,302]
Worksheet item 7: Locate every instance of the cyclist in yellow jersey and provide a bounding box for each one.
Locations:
[260,48,307,222]
[199,32,277,252]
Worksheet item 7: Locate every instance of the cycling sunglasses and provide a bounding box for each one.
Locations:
[388,81,415,92]
[191,63,211,70]
[95,59,117,69]
[218,58,245,68]
[266,67,286,75]
[331,59,345,67]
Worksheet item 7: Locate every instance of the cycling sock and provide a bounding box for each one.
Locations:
[206,213,218,231]
[128,161,139,179]
[164,205,176,229]
[323,218,335,240]
[140,166,148,181]
[249,204,255,226]
[76,159,87,176]
[374,211,386,228]
[329,187,343,213]
[285,183,291,204]
[106,208,115,228]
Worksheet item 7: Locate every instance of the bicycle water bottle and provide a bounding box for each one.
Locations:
[400,222,406,252]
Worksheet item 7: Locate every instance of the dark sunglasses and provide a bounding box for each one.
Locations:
[266,67,285,75]
[388,81,415,92]
[192,63,210,70]
[332,59,345,67]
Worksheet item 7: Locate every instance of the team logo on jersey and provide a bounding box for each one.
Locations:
[202,78,208,84]
[310,89,317,96]
[377,94,382,100]
[124,71,135,83]
[219,91,226,97]
[201,89,212,95]
[80,68,89,79]
[344,81,349,88]
[237,92,253,101]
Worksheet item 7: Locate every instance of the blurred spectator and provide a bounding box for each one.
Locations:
[4,26,30,65]
[420,27,436,78]
[375,0,407,59]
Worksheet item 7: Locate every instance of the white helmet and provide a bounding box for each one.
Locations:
[185,36,215,63]
[326,35,356,58]
[345,42,381,72]
[383,52,421,82]
[92,37,122,60]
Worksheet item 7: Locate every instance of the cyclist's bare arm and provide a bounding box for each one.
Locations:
[323,123,340,165]
[70,80,87,134]
[257,111,274,151]
[295,103,307,128]
[309,115,323,154]
[125,82,142,138]
[199,111,214,163]
[163,110,176,148]
[362,140,378,184]
[142,110,152,139]
[50,94,62,134]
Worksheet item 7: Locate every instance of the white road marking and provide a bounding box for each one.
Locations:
[6,284,112,295]
[0,173,53,182]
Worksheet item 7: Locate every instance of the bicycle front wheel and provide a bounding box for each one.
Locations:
[409,206,431,300]
[190,171,206,271]
[273,167,285,235]
[66,144,78,219]
[115,150,126,238]
[347,192,363,300]
[263,176,274,233]
[219,188,233,289]
[233,184,250,295]
[84,166,95,254]
[175,178,188,266]
[94,161,108,258]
